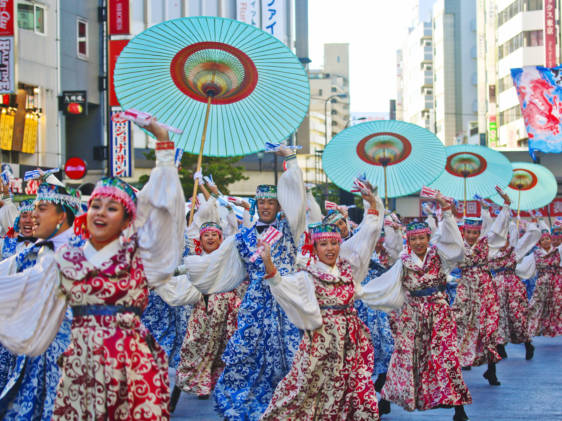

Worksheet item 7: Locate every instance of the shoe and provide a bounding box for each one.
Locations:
[525,342,535,360]
[483,370,501,386]
[496,344,507,359]
[461,366,472,371]
[198,394,210,400]
[453,405,469,421]
[169,385,182,414]
[379,399,391,415]
[374,373,387,392]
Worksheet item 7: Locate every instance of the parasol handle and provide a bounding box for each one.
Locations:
[463,176,467,218]
[383,164,388,209]
[516,188,521,231]
[188,96,213,226]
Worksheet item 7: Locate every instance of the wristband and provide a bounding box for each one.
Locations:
[264,268,277,279]
[441,205,451,211]
[284,153,297,161]
[367,208,378,216]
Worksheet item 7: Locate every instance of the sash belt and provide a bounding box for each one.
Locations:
[410,284,446,297]
[71,305,143,317]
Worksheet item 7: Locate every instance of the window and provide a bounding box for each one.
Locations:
[17,2,45,34]
[77,18,88,60]
[498,0,543,27]
[498,30,543,59]
[318,89,323,96]
[331,86,337,92]
[499,105,522,125]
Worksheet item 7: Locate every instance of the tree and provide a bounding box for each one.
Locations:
[136,150,248,198]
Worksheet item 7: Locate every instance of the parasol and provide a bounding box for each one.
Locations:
[490,162,557,220]
[428,144,512,216]
[114,16,310,222]
[321,120,446,207]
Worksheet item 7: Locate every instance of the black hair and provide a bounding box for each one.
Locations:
[54,204,75,226]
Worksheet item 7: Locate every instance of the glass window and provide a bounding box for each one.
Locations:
[77,18,88,59]
[17,3,46,34]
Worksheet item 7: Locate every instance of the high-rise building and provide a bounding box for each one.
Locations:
[432,0,478,145]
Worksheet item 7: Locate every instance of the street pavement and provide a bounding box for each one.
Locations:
[171,336,562,420]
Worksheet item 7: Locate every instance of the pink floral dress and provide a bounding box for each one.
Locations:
[489,246,530,344]
[382,246,471,411]
[452,237,501,367]
[527,248,562,337]
[52,236,170,420]
[261,259,380,421]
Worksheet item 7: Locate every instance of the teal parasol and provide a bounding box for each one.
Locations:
[428,144,512,216]
[322,120,446,206]
[490,162,557,214]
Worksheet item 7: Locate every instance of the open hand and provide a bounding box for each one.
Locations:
[145,117,170,141]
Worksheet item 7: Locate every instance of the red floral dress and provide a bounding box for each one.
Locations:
[382,246,471,411]
[452,237,501,367]
[527,248,562,337]
[51,237,170,420]
[261,260,380,421]
[175,281,246,396]
[489,247,530,344]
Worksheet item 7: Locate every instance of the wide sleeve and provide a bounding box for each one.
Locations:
[181,235,247,294]
[154,274,203,306]
[0,249,67,356]
[223,208,240,237]
[242,209,253,228]
[135,148,186,289]
[340,196,384,291]
[0,198,17,236]
[359,258,406,312]
[481,208,493,234]
[516,253,536,279]
[383,221,403,265]
[306,189,323,225]
[277,157,307,244]
[487,205,510,259]
[515,223,540,262]
[186,196,220,239]
[435,209,465,265]
[267,270,322,330]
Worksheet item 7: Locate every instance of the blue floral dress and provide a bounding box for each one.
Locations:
[213,219,302,421]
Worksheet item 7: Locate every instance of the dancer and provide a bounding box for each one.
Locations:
[0,199,35,260]
[487,216,540,360]
[0,121,200,419]
[171,189,246,409]
[378,192,472,421]
[181,146,306,420]
[516,227,562,338]
[452,191,511,386]
[260,186,384,420]
[0,179,80,420]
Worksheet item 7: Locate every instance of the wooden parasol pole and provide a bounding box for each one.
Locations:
[463,176,467,218]
[383,164,388,209]
[516,188,521,231]
[188,95,213,225]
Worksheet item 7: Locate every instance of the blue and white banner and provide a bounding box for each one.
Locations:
[511,65,562,159]
[261,0,287,45]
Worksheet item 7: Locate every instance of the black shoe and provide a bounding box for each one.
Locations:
[198,394,210,400]
[453,405,469,421]
[169,385,182,414]
[374,373,387,393]
[525,342,535,360]
[461,366,472,371]
[483,370,501,386]
[379,398,391,415]
[496,344,507,359]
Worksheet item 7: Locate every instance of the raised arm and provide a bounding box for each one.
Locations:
[306,188,323,225]
[514,222,540,262]
[135,123,186,288]
[487,205,511,259]
[186,196,220,240]
[277,148,306,243]
[0,196,17,236]
[434,209,465,265]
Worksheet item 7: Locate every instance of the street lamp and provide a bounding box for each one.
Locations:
[344,116,367,128]
[324,93,348,148]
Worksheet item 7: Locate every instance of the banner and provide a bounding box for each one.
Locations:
[21,113,38,154]
[511,66,562,157]
[544,0,556,67]
[237,0,260,27]
[109,108,132,177]
[261,0,287,45]
[108,40,129,107]
[0,0,15,37]
[0,37,14,93]
[108,0,130,35]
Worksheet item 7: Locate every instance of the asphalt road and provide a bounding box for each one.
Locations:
[171,336,562,420]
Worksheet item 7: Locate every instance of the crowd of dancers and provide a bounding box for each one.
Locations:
[0,120,560,421]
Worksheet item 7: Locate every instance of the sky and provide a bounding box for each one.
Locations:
[308,0,411,114]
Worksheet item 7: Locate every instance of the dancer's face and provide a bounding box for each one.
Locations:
[539,235,552,250]
[87,197,130,250]
[464,228,481,246]
[200,230,222,253]
[314,238,340,267]
[552,235,562,248]
[32,202,66,239]
[335,218,348,238]
[408,233,430,258]
[19,211,34,236]
[257,198,279,224]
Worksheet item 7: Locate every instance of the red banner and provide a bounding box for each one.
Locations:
[108,39,129,107]
[108,0,130,35]
[544,0,556,67]
[0,0,14,37]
